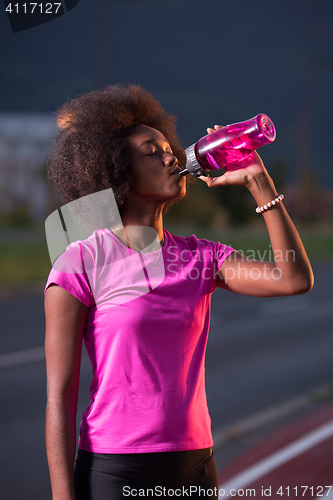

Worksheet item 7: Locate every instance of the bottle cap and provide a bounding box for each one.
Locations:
[180,143,205,177]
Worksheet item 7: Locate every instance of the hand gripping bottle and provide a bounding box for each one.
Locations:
[178,114,276,177]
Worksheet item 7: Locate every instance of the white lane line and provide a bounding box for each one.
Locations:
[315,485,333,499]
[218,420,333,498]
[213,394,309,448]
[0,346,45,368]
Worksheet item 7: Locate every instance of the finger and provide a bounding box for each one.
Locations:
[207,125,224,134]
[198,175,209,183]
[198,175,223,188]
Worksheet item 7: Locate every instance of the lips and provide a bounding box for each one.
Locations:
[170,167,181,175]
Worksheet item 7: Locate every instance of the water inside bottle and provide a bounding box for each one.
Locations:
[200,146,253,172]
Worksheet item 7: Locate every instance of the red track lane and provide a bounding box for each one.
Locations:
[218,403,333,499]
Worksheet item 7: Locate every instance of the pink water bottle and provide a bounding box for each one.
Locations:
[178,114,276,177]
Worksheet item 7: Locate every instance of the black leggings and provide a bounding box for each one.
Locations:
[74,447,218,499]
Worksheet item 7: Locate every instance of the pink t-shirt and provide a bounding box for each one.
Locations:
[45,228,234,453]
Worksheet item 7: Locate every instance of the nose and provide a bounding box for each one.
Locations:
[163,152,178,167]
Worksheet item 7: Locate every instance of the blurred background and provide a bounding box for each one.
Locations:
[0,1,332,498]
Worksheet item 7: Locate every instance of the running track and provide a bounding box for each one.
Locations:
[218,404,333,499]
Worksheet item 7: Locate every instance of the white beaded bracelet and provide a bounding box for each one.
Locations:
[255,194,284,213]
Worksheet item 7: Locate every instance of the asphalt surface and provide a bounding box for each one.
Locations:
[207,260,333,430]
[217,402,333,498]
[0,261,332,500]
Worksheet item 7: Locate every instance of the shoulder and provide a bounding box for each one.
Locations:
[164,229,235,263]
[164,229,218,256]
[165,229,216,249]
[56,228,112,266]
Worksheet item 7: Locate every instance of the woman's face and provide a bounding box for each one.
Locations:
[127,125,186,205]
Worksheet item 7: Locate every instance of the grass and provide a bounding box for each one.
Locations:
[0,241,52,285]
[0,225,332,286]
[167,225,333,262]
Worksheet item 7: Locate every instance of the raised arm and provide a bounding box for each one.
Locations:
[200,129,314,297]
[45,284,88,500]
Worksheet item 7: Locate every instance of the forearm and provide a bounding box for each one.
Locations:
[46,394,77,500]
[246,171,314,293]
[44,285,88,499]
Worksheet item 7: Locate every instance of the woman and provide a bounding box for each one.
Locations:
[44,84,313,500]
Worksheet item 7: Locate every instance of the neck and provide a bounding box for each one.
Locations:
[113,200,165,251]
[120,199,165,241]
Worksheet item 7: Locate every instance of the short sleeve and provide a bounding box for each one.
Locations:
[213,240,235,271]
[44,241,93,307]
[183,233,235,293]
